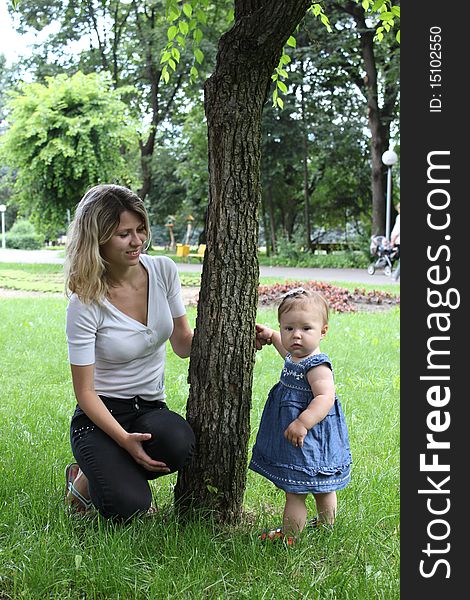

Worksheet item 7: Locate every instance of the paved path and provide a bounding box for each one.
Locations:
[0,248,398,286]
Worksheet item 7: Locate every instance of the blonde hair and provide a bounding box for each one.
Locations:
[64,184,151,303]
[278,289,329,325]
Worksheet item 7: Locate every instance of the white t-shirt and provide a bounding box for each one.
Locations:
[66,255,186,402]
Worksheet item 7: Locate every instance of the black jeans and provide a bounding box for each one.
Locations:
[70,396,195,520]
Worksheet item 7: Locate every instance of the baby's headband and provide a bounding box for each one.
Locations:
[279,287,307,300]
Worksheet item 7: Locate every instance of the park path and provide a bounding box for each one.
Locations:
[0,248,398,287]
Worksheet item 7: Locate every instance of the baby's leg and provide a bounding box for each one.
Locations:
[283,492,308,535]
[314,491,337,524]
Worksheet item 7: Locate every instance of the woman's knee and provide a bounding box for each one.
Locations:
[141,410,195,472]
[96,484,152,521]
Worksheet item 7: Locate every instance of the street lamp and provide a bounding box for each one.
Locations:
[0,204,6,249]
[382,148,398,241]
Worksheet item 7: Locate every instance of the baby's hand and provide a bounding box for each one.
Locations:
[255,323,273,351]
[284,419,308,448]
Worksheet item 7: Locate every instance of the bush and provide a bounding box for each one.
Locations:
[6,219,44,250]
[258,249,369,269]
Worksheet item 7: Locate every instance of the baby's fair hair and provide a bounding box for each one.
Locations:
[277,288,329,325]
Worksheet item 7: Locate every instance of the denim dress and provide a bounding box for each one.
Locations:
[249,353,352,494]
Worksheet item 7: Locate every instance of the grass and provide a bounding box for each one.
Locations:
[0,295,399,599]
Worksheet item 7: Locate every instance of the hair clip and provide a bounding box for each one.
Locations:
[280,287,307,300]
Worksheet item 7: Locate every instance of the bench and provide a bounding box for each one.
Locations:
[312,242,360,254]
[187,244,206,262]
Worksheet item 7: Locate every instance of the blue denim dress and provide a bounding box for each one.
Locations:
[249,353,352,494]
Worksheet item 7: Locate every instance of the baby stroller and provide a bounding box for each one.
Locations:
[367,235,400,277]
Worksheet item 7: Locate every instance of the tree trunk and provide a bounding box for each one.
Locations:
[300,60,312,251]
[346,0,390,235]
[266,186,277,254]
[360,30,389,236]
[174,0,312,524]
[260,194,270,256]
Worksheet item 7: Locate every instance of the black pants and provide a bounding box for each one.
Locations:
[70,396,195,520]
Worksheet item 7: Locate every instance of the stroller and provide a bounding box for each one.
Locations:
[367,235,400,277]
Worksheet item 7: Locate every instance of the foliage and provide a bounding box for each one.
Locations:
[8,0,231,204]
[5,219,44,249]
[147,102,209,235]
[258,279,399,312]
[0,71,139,237]
[272,0,400,108]
[160,0,215,85]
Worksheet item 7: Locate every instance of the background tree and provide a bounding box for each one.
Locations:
[320,1,400,234]
[9,0,232,204]
[149,102,210,243]
[0,71,139,238]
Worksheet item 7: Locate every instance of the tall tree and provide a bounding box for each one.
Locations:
[329,0,400,234]
[174,0,314,523]
[7,0,230,201]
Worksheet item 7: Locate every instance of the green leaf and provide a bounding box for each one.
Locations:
[193,28,203,43]
[171,47,180,62]
[176,35,186,49]
[183,3,193,18]
[196,9,207,24]
[168,58,176,71]
[372,0,386,10]
[396,30,400,43]
[277,80,287,93]
[190,65,199,79]
[162,66,170,84]
[194,48,204,64]
[167,25,178,41]
[179,21,189,35]
[286,36,296,48]
[168,8,180,22]
[160,51,171,64]
[277,97,284,109]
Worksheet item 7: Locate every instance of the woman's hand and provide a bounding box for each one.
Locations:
[120,432,171,473]
[255,324,273,350]
[284,419,308,448]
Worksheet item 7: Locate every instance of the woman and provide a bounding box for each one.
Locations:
[390,202,400,282]
[64,184,195,520]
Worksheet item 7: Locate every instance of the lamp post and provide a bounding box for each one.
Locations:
[0,204,6,249]
[382,148,398,241]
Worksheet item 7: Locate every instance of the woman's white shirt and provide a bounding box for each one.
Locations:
[66,255,186,402]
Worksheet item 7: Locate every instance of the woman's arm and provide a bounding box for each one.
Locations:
[169,314,193,358]
[284,364,336,447]
[70,364,170,473]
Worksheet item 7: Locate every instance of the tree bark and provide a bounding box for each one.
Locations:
[300,59,312,251]
[345,0,390,235]
[174,0,312,523]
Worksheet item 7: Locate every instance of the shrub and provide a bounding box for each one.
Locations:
[6,219,44,250]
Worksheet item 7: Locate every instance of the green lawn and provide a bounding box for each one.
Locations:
[0,297,399,599]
